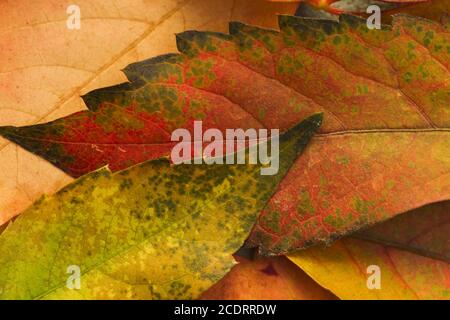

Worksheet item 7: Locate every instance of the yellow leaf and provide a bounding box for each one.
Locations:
[288,238,450,300]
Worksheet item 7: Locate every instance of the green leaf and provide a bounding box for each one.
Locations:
[0,114,321,300]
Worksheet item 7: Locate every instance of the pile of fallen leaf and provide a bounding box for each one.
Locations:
[0,0,448,300]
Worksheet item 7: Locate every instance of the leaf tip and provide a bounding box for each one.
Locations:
[0,126,21,145]
[0,126,13,137]
[305,112,324,130]
[229,21,246,35]
[278,14,299,30]
[279,113,323,157]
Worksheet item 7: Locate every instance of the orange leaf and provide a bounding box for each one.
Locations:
[201,256,337,300]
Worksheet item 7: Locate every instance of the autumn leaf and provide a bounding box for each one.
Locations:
[1,13,449,255]
[1,1,448,302]
[292,0,449,22]
[383,0,450,22]
[0,0,298,226]
[0,115,321,300]
[294,0,406,14]
[200,256,337,299]
[288,237,450,299]
[314,0,432,14]
[355,201,450,263]
[287,200,450,299]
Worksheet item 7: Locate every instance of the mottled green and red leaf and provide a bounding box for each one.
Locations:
[1,14,449,254]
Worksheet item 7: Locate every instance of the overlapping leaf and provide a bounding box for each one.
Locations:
[283,0,448,22]
[356,201,450,262]
[308,0,434,14]
[384,0,450,22]
[201,256,337,299]
[289,200,450,299]
[0,115,321,299]
[288,237,450,299]
[0,0,299,227]
[1,14,449,255]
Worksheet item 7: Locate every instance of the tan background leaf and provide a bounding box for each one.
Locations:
[0,0,298,225]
